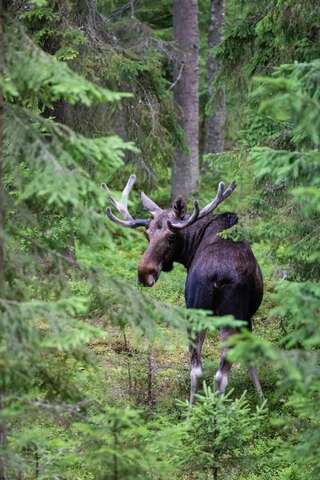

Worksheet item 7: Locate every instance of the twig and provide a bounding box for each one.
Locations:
[169,62,185,90]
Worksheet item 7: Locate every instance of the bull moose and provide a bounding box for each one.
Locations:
[105,175,264,402]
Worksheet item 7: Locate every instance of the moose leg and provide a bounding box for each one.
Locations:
[215,327,236,394]
[215,357,232,394]
[248,366,264,399]
[189,331,206,404]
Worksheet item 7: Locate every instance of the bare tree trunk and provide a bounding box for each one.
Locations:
[76,0,98,31]
[0,1,5,292]
[75,0,113,43]
[172,0,199,200]
[129,0,135,18]
[0,2,7,477]
[204,0,225,155]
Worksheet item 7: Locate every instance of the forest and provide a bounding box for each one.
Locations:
[1,0,320,478]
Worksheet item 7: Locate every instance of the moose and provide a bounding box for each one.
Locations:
[105,175,264,402]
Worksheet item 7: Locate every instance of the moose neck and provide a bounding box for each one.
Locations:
[174,212,237,269]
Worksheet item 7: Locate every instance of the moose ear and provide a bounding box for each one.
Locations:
[172,196,186,219]
[219,212,238,230]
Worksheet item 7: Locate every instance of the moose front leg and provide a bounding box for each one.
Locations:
[189,331,206,404]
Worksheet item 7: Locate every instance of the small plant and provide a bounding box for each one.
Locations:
[180,385,267,480]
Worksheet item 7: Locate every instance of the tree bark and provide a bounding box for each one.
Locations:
[76,0,98,30]
[0,0,5,292]
[204,0,225,155]
[0,2,7,476]
[172,0,199,200]
[75,0,111,43]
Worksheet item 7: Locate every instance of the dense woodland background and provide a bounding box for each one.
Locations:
[1,0,320,479]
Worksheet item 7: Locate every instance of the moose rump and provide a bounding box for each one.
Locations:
[185,238,263,319]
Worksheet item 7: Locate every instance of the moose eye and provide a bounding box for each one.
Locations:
[168,234,176,243]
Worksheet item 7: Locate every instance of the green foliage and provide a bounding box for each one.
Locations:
[284,367,320,480]
[271,281,320,349]
[1,5,188,479]
[249,60,320,279]
[5,22,127,108]
[2,5,233,479]
[75,406,153,479]
[21,1,86,61]
[179,385,267,479]
[2,1,320,479]
[253,61,320,148]
[219,0,320,139]
[213,6,320,478]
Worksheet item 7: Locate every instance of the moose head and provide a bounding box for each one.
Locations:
[104,175,237,287]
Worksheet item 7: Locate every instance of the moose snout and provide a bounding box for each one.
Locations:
[138,262,160,287]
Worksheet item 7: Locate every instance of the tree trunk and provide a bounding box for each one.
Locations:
[0,2,7,477]
[0,0,5,292]
[76,0,98,30]
[172,0,199,200]
[204,0,225,155]
[75,0,111,43]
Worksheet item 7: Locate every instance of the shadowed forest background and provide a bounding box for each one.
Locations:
[1,0,320,479]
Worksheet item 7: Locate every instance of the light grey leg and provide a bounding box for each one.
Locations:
[248,366,264,399]
[215,328,236,394]
[215,354,232,394]
[189,331,206,404]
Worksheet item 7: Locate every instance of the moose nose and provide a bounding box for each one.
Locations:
[144,274,156,287]
[138,265,159,287]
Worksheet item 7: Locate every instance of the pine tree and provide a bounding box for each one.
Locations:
[172,0,200,199]
[204,0,225,155]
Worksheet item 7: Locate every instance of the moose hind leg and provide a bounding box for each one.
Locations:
[215,327,236,394]
[215,355,232,394]
[248,366,264,399]
[189,331,206,404]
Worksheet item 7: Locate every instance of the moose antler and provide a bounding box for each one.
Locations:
[141,192,162,216]
[198,181,237,218]
[168,181,237,231]
[103,175,149,228]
